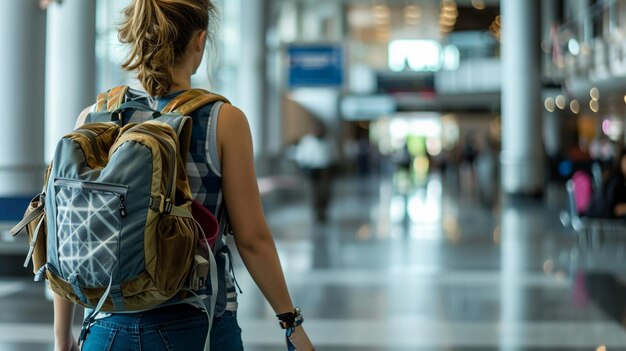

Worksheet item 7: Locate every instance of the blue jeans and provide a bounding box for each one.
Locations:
[82,304,243,351]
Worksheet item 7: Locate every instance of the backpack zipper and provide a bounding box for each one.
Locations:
[119,194,127,217]
[54,178,128,217]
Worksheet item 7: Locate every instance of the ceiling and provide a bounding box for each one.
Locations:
[346,0,500,44]
[275,0,500,5]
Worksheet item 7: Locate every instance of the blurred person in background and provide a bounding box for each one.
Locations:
[475,134,498,206]
[459,134,478,197]
[604,149,626,219]
[586,149,626,219]
[294,121,337,223]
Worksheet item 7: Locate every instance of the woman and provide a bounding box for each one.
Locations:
[54,0,314,350]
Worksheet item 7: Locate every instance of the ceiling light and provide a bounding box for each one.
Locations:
[405,5,421,17]
[590,99,599,112]
[471,0,486,10]
[440,16,457,26]
[544,97,555,112]
[442,7,459,17]
[441,0,457,9]
[555,95,566,110]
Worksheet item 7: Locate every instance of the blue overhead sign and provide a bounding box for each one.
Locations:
[288,45,344,88]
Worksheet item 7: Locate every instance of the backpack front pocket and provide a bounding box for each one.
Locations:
[54,178,128,287]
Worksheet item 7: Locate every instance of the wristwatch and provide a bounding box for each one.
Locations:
[276,307,304,329]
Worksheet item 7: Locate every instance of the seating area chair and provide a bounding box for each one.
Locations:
[562,178,626,251]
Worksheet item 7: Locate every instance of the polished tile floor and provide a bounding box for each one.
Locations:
[1,170,626,350]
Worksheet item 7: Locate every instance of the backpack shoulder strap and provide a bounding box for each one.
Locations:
[161,89,230,116]
[159,89,230,159]
[168,90,232,246]
[95,85,129,112]
[162,89,233,246]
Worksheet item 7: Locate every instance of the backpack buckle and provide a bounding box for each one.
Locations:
[164,199,173,214]
[153,195,173,214]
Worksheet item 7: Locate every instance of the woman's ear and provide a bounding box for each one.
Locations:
[195,30,207,52]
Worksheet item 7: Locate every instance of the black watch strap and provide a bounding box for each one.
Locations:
[276,307,304,329]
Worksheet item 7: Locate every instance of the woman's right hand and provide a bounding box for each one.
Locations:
[54,337,79,351]
[288,326,315,351]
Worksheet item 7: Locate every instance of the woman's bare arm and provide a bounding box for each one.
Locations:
[218,104,313,349]
[219,104,294,313]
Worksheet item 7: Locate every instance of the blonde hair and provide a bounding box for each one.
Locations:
[118,0,216,97]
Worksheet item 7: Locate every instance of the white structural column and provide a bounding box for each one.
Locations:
[541,0,559,82]
[0,1,47,197]
[45,0,96,162]
[499,204,534,351]
[541,1,562,160]
[238,0,267,158]
[501,0,543,195]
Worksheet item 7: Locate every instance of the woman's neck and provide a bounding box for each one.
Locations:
[169,78,191,92]
[169,65,193,93]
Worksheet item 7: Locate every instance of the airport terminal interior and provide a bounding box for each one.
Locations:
[3,0,626,350]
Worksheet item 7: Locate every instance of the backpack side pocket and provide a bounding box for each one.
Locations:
[10,194,47,274]
[153,215,197,296]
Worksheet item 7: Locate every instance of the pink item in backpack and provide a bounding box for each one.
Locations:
[572,170,593,215]
[191,200,219,252]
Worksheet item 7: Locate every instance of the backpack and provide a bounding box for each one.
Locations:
[10,86,230,346]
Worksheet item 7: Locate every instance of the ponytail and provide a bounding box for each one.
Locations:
[118,0,214,97]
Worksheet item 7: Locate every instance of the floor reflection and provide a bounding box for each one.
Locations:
[253,169,626,349]
[580,271,626,327]
[4,170,626,350]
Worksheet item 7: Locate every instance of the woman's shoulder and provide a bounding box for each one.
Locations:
[215,103,252,147]
[218,103,249,130]
[218,102,245,118]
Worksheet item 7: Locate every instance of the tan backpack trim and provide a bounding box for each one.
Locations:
[161,89,230,115]
[160,89,230,163]
[95,86,129,112]
[160,89,208,113]
[175,94,231,116]
[97,87,230,116]
[175,117,193,166]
